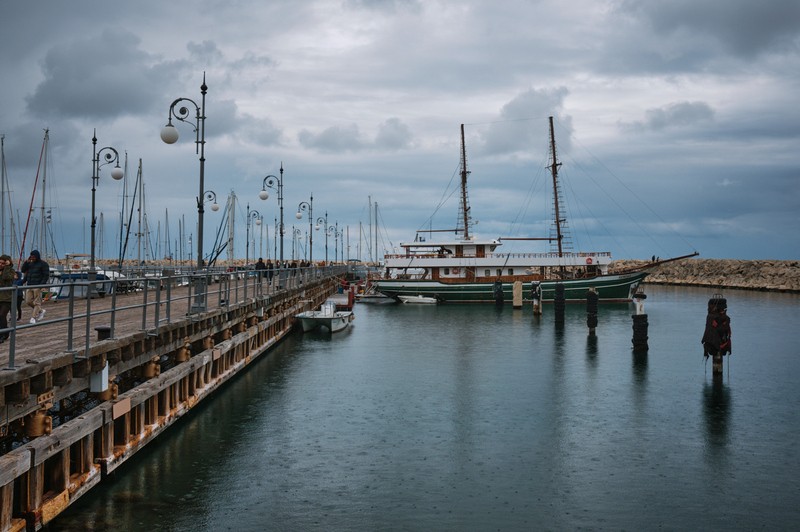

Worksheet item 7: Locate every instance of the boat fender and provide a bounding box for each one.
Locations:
[586,257,593,265]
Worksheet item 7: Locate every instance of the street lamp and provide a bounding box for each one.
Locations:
[259,163,284,263]
[315,211,330,264]
[291,227,302,260]
[90,130,123,273]
[295,195,313,263]
[245,204,261,265]
[160,73,209,272]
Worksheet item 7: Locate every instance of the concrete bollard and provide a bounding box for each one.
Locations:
[513,281,523,309]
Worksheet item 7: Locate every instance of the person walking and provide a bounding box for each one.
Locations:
[0,255,15,342]
[21,249,50,323]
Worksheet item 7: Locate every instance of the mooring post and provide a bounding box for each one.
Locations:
[553,283,565,323]
[493,279,504,306]
[531,282,542,316]
[631,288,648,352]
[512,281,523,308]
[702,295,731,375]
[586,287,598,334]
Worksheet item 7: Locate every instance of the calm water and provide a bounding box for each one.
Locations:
[54,286,800,531]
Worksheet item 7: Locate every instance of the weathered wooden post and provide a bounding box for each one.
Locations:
[631,289,648,352]
[586,287,598,334]
[493,279,504,306]
[553,283,565,323]
[702,295,731,375]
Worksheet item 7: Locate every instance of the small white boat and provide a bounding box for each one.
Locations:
[398,294,439,304]
[296,302,354,332]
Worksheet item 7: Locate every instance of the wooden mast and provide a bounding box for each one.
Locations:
[548,116,564,257]
[459,124,470,240]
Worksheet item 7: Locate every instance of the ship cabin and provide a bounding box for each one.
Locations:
[383,237,611,283]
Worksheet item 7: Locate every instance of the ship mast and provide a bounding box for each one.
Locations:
[458,124,472,240]
[548,116,564,257]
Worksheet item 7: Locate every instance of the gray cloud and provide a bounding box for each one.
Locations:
[620,101,715,132]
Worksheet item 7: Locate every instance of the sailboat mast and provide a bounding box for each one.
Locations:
[548,116,564,257]
[39,131,49,258]
[1,135,6,253]
[459,124,471,241]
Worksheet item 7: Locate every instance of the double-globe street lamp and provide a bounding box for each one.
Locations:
[315,211,330,264]
[259,164,284,264]
[246,204,261,265]
[90,130,124,273]
[295,195,313,263]
[160,74,209,272]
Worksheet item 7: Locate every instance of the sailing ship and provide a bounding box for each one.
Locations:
[374,117,696,303]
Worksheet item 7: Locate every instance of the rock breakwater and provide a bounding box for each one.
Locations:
[610,258,800,293]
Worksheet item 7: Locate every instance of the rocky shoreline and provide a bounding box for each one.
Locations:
[609,258,800,293]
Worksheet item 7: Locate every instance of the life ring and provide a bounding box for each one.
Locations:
[586,257,593,265]
[452,267,460,274]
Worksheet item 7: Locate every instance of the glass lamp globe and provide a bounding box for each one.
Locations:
[160,124,179,144]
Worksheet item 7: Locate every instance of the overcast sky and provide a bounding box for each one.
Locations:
[1,0,798,266]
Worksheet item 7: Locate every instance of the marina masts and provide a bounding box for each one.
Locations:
[548,116,565,257]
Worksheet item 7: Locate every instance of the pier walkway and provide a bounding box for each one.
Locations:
[1,266,345,531]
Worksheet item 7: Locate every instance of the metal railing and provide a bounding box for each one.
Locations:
[2,265,346,370]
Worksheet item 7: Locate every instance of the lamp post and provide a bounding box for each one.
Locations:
[160,74,208,272]
[90,130,124,273]
[259,163,284,263]
[295,195,313,263]
[245,204,261,266]
[291,227,301,260]
[315,211,330,264]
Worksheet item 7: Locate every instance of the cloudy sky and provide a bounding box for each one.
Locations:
[1,0,798,266]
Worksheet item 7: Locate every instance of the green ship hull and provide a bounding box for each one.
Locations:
[374,271,648,304]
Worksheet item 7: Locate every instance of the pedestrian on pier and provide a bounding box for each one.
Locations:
[0,254,15,342]
[21,249,50,323]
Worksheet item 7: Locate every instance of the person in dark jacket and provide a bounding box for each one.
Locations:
[21,249,50,323]
[0,255,15,341]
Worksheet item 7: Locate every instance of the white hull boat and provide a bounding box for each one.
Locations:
[296,302,354,333]
[398,294,439,304]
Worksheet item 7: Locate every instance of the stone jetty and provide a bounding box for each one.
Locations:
[610,258,800,293]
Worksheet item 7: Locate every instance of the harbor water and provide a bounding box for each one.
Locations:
[53,285,800,530]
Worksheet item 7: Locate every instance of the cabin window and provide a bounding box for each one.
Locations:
[496,269,502,277]
[444,268,450,275]
[484,269,491,277]
[508,268,513,276]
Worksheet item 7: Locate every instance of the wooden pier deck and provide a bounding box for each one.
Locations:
[1,268,343,531]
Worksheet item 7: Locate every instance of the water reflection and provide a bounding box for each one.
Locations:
[702,376,731,460]
[586,333,598,371]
